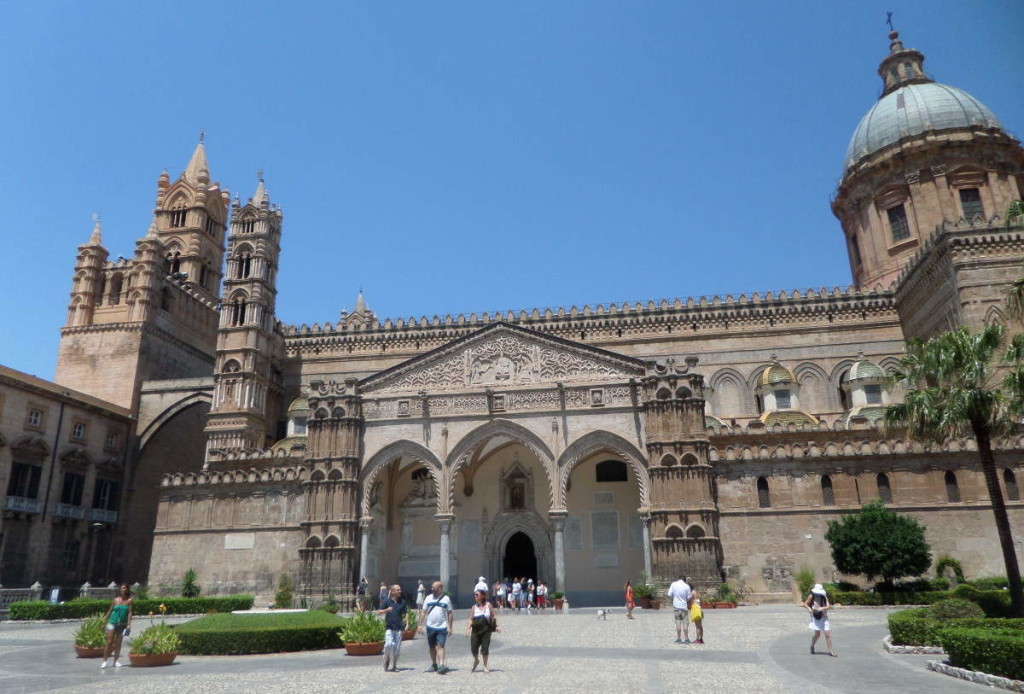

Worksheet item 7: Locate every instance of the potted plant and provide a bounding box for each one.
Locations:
[713,583,738,609]
[550,591,565,611]
[73,615,107,657]
[402,610,418,641]
[339,610,385,655]
[129,622,181,666]
[634,582,653,609]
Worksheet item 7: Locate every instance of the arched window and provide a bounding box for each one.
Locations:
[160,287,172,312]
[838,370,850,411]
[665,525,683,539]
[235,246,254,279]
[757,477,771,508]
[167,251,182,275]
[945,471,961,503]
[95,275,106,305]
[231,298,247,326]
[685,524,706,539]
[821,475,835,506]
[656,388,672,400]
[596,460,628,482]
[876,473,893,504]
[1005,469,1020,502]
[109,273,123,305]
[170,205,187,228]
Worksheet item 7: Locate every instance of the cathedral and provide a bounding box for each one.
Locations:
[2,30,1022,606]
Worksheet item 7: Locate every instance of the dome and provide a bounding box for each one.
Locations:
[286,396,309,417]
[757,364,796,388]
[760,410,818,427]
[846,358,885,382]
[844,82,1002,170]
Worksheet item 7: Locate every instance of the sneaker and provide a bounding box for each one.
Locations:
[430,664,438,672]
[384,659,390,671]
[695,639,704,644]
[683,639,691,644]
[674,638,683,644]
[100,661,109,669]
[114,660,122,667]
[438,665,449,674]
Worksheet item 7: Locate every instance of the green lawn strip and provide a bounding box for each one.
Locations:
[8,596,254,620]
[174,611,349,655]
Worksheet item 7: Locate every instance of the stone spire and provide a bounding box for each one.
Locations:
[183,134,210,186]
[88,215,103,246]
[251,170,267,207]
[355,289,366,313]
[877,29,932,97]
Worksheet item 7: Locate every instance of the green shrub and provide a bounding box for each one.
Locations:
[339,610,385,644]
[935,555,966,582]
[176,611,347,655]
[74,615,107,648]
[317,593,339,614]
[275,574,294,609]
[833,590,950,606]
[7,595,254,620]
[714,583,739,603]
[633,583,652,599]
[181,568,201,598]
[929,577,950,591]
[795,568,815,599]
[928,598,984,621]
[940,628,1024,681]
[971,576,1009,591]
[888,607,1024,646]
[952,585,1013,617]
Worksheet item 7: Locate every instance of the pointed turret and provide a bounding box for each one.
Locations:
[88,216,104,247]
[877,30,931,96]
[183,135,210,186]
[355,289,366,313]
[251,170,268,208]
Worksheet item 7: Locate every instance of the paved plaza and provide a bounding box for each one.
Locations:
[0,605,989,693]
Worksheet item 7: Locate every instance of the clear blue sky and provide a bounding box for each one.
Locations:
[1,1,1021,381]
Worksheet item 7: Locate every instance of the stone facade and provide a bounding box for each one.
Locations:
[2,30,1022,605]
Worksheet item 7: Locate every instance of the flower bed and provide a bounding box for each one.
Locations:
[175,611,347,655]
[8,595,254,620]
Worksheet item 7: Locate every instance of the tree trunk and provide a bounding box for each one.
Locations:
[974,425,1024,618]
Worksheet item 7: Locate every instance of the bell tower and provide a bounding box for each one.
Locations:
[204,174,286,457]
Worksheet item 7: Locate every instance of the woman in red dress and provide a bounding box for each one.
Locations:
[625,580,635,619]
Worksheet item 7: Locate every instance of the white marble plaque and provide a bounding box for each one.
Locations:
[224,532,255,550]
[460,520,480,552]
[591,511,619,550]
[565,515,583,551]
[629,514,644,549]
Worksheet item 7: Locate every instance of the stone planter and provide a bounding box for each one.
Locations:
[638,597,653,609]
[401,630,416,641]
[651,599,661,610]
[714,602,737,609]
[553,598,564,611]
[74,646,105,658]
[344,641,384,656]
[128,652,178,667]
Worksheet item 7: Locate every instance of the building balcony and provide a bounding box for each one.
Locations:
[53,502,86,519]
[89,508,119,523]
[4,496,43,514]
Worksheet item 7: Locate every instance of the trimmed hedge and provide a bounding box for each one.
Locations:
[940,627,1024,681]
[952,585,1013,618]
[174,611,347,655]
[888,607,1024,646]
[832,590,950,606]
[7,595,254,620]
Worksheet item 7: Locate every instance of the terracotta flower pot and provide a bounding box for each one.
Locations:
[651,599,661,610]
[344,641,384,656]
[401,630,415,641]
[128,652,178,667]
[552,598,564,611]
[714,602,737,609]
[639,597,653,609]
[74,646,105,658]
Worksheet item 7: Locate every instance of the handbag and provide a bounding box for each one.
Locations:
[812,609,824,620]
[689,602,702,621]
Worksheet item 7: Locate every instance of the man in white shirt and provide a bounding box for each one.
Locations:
[417,581,454,673]
[667,575,693,644]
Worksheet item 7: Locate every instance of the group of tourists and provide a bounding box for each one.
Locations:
[491,576,548,610]
[371,578,498,674]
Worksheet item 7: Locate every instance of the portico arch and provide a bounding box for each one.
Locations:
[556,431,650,509]
[360,440,443,516]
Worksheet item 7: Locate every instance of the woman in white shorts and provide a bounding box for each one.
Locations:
[805,583,837,657]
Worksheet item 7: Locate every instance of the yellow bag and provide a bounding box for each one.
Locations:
[690,601,703,621]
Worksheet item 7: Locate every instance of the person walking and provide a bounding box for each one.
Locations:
[100,583,134,668]
[376,583,410,672]
[417,581,454,673]
[511,577,522,611]
[690,587,704,643]
[667,574,693,644]
[356,577,369,611]
[536,581,547,610]
[493,580,505,609]
[805,583,837,657]
[377,582,388,610]
[416,579,426,610]
[467,588,498,673]
[624,580,635,619]
[474,575,489,594]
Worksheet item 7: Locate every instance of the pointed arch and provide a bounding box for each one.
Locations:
[556,430,649,510]
[360,440,443,516]
[137,391,213,450]
[794,362,829,413]
[985,305,1007,327]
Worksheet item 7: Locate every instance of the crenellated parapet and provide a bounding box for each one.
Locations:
[160,464,307,488]
[282,285,897,359]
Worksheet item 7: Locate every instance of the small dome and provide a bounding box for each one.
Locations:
[760,410,818,427]
[842,405,887,427]
[286,396,309,417]
[844,83,1002,170]
[847,359,885,381]
[757,364,796,388]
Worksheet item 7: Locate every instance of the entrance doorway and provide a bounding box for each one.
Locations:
[503,532,537,581]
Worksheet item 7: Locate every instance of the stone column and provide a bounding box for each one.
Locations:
[550,513,566,593]
[359,517,371,584]
[437,516,453,590]
[641,513,653,579]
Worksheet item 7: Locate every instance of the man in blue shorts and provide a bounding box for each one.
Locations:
[417,580,453,673]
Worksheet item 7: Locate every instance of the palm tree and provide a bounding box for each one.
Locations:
[885,325,1024,618]
[1005,200,1024,320]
